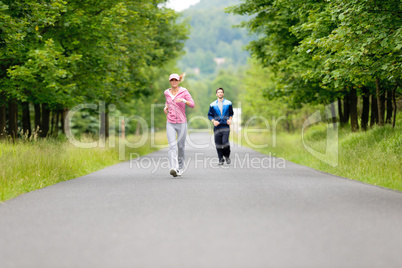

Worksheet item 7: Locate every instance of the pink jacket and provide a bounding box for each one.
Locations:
[164,87,195,124]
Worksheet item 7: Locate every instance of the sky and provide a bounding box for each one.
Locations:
[165,0,201,11]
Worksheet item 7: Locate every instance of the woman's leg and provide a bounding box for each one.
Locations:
[176,123,187,170]
[166,122,178,170]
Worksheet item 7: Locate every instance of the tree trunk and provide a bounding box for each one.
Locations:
[392,83,398,128]
[0,104,6,138]
[50,110,60,137]
[99,110,109,147]
[100,110,106,138]
[370,94,378,127]
[40,103,50,137]
[330,102,337,127]
[342,93,350,125]
[55,110,60,137]
[375,78,385,126]
[61,108,68,134]
[361,87,370,131]
[99,102,109,139]
[385,87,393,124]
[105,111,109,138]
[337,97,343,124]
[22,102,31,137]
[34,103,41,133]
[135,121,141,136]
[50,110,55,136]
[286,112,294,132]
[380,87,386,123]
[284,120,290,132]
[8,101,18,138]
[350,87,359,132]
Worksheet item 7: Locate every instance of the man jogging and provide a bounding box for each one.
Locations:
[208,87,234,165]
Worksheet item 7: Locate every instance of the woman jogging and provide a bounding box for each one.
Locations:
[164,73,195,177]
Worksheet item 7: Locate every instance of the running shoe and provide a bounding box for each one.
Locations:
[170,168,178,177]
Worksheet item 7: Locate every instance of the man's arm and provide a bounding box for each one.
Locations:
[208,105,220,126]
[227,116,233,125]
[208,105,214,121]
[226,103,234,125]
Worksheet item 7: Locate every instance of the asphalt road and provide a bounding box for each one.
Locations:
[1,132,401,268]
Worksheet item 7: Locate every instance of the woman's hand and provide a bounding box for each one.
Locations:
[164,105,169,115]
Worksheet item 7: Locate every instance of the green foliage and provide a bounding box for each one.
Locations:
[210,68,243,103]
[240,58,278,123]
[0,0,188,114]
[178,0,252,75]
[228,0,402,110]
[69,110,100,135]
[319,0,402,84]
[240,58,322,131]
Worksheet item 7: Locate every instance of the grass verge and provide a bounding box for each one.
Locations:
[0,132,168,202]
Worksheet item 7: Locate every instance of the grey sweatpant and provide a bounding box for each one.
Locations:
[166,122,187,170]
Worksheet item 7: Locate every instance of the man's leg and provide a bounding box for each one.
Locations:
[214,128,224,164]
[222,128,231,163]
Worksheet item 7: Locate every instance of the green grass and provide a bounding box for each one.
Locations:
[0,132,168,202]
[237,114,402,192]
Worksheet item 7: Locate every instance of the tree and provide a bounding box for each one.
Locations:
[228,0,401,132]
[318,0,402,126]
[0,0,188,139]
